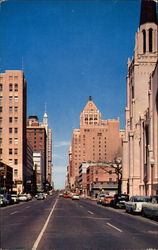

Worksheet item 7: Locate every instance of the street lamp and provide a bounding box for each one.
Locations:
[150,159,154,196]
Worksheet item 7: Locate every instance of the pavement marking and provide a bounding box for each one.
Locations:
[32,198,58,250]
[106,222,123,232]
[88,210,94,215]
[10,211,18,215]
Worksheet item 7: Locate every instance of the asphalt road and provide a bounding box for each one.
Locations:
[1,195,158,250]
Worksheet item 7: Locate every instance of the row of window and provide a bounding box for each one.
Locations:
[0,96,19,102]
[0,106,19,112]
[0,83,19,92]
[0,138,18,144]
[0,148,18,154]
[0,128,19,133]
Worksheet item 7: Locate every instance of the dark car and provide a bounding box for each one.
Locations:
[4,194,14,205]
[111,193,129,208]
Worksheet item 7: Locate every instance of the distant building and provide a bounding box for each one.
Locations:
[122,0,158,196]
[27,116,47,185]
[33,151,44,191]
[69,97,123,189]
[0,70,27,194]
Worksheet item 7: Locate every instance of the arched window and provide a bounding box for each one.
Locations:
[149,28,153,52]
[142,30,146,53]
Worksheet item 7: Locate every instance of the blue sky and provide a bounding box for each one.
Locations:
[0,0,141,189]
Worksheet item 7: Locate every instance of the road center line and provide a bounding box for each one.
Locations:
[32,198,58,250]
[88,210,94,215]
[10,211,18,215]
[106,222,123,232]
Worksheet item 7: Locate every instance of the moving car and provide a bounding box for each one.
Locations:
[63,192,72,198]
[72,194,80,200]
[101,195,114,206]
[142,195,158,219]
[125,196,150,214]
[111,193,129,208]
[36,193,45,200]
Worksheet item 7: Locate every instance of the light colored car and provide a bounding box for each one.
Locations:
[72,194,80,200]
[11,194,19,203]
[0,194,9,206]
[18,194,28,202]
[142,196,158,219]
[36,193,45,200]
[125,196,150,214]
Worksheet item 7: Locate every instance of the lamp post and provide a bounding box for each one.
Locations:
[150,159,154,196]
[114,157,122,194]
[3,175,6,194]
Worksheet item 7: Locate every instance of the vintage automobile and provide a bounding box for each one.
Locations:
[142,196,158,219]
[18,194,29,202]
[111,193,129,208]
[125,196,150,214]
[0,194,9,206]
[72,193,80,200]
[101,195,114,206]
[97,194,106,204]
[63,192,72,198]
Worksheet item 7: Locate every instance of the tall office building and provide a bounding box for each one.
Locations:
[70,97,123,188]
[0,70,27,194]
[122,0,158,196]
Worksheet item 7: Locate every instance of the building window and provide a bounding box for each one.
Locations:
[9,96,13,102]
[14,106,18,112]
[9,128,12,133]
[9,138,12,144]
[132,86,134,99]
[0,128,2,134]
[142,30,146,53]
[96,178,98,182]
[14,84,18,91]
[14,168,18,176]
[149,28,153,52]
[0,107,2,112]
[0,84,2,91]
[9,106,13,112]
[0,138,2,144]
[14,138,18,144]
[9,117,13,123]
[0,148,2,154]
[14,96,18,102]
[9,84,13,91]
[9,148,13,155]
[9,159,13,165]
[14,148,18,155]
[96,170,98,174]
[14,128,18,133]
[14,117,18,123]
[0,117,2,123]
[0,96,2,102]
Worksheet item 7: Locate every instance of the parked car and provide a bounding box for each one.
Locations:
[4,194,14,205]
[18,194,28,202]
[125,196,150,214]
[111,193,129,208]
[26,193,32,200]
[72,194,80,200]
[101,195,114,206]
[0,194,9,206]
[142,195,158,219]
[36,193,45,200]
[97,194,106,204]
[11,194,19,204]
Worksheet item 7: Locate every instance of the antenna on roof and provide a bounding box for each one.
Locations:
[44,102,47,113]
[89,96,92,101]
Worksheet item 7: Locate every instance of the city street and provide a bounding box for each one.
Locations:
[1,194,158,250]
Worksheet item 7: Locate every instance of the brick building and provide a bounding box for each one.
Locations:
[69,97,123,189]
[0,70,27,194]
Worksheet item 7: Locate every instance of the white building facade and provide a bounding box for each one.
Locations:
[122,0,158,196]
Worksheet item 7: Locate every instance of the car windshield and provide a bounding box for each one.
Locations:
[133,197,150,202]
